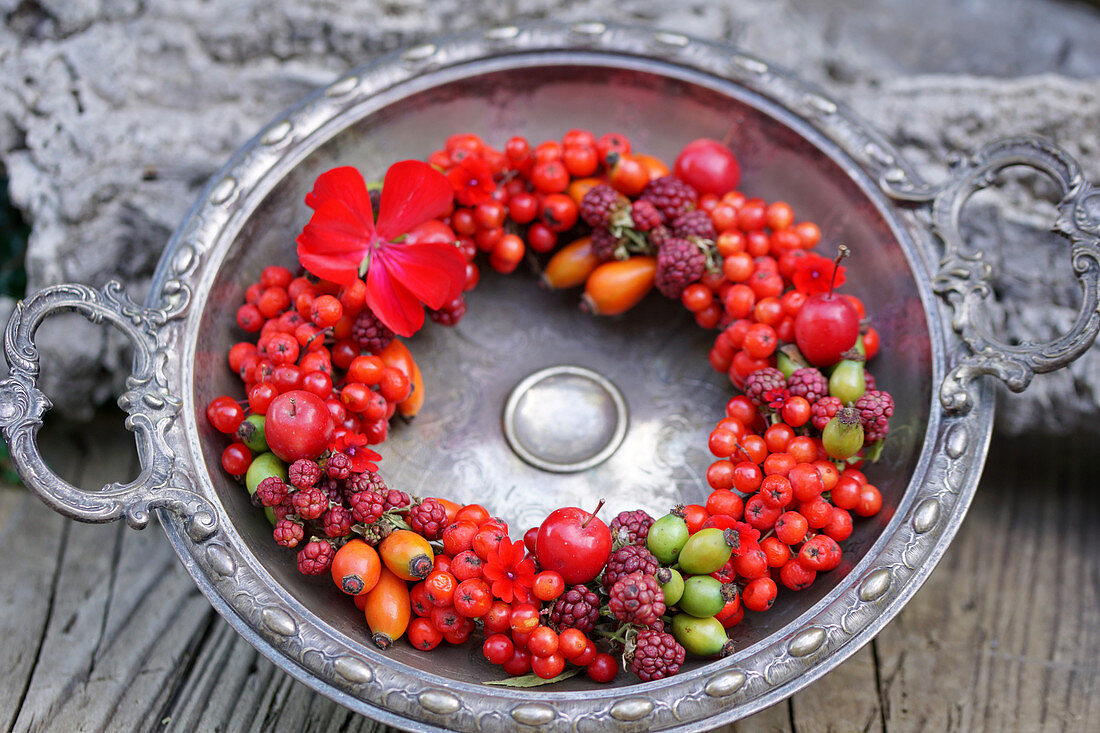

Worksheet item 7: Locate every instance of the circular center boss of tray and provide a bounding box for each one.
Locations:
[502,365,629,473]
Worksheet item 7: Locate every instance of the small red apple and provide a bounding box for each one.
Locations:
[793,292,860,367]
[264,389,334,462]
[535,500,612,585]
[674,138,741,196]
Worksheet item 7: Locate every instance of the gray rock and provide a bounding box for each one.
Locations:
[1,0,1098,432]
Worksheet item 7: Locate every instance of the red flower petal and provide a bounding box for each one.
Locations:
[375,242,466,311]
[375,161,454,241]
[483,564,505,582]
[304,167,375,232]
[492,580,514,604]
[496,538,517,567]
[447,157,496,207]
[793,254,846,295]
[364,257,426,338]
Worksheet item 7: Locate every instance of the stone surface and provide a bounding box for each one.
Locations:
[1,0,1099,432]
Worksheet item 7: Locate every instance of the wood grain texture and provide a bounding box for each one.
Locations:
[1,416,1097,732]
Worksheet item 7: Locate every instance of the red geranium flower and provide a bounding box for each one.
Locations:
[763,387,791,411]
[295,162,464,337]
[792,252,846,295]
[330,432,381,473]
[482,538,537,604]
[445,155,496,207]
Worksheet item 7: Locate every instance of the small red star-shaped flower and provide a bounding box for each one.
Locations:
[482,538,537,604]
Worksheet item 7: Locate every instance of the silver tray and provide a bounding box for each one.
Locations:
[2,22,1099,732]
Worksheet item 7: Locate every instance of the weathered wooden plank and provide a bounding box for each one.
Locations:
[789,643,884,733]
[729,698,795,732]
[0,444,78,733]
[875,433,1100,732]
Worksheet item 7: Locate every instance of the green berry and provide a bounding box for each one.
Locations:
[671,613,733,657]
[822,407,864,460]
[237,414,268,453]
[828,359,866,405]
[678,575,728,618]
[246,452,287,526]
[647,513,690,565]
[677,528,734,576]
[657,567,685,607]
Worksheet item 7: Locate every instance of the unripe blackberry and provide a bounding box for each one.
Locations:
[273,518,304,548]
[382,489,410,511]
[326,451,352,480]
[409,498,448,540]
[811,396,843,431]
[297,540,335,575]
[608,572,666,628]
[292,487,328,520]
[639,176,697,223]
[854,389,895,442]
[609,509,654,546]
[322,505,353,539]
[655,237,706,299]
[351,308,395,354]
[744,368,787,407]
[549,585,600,633]
[786,367,829,404]
[255,476,288,507]
[430,294,467,326]
[628,629,685,681]
[630,200,662,232]
[590,226,620,262]
[349,490,386,524]
[670,209,717,241]
[602,545,660,592]
[288,459,321,489]
[580,183,629,228]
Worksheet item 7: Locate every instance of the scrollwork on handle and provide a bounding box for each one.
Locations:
[882,137,1100,413]
[0,281,217,541]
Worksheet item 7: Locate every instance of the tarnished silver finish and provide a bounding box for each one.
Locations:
[0,281,217,541]
[2,22,1098,732]
[882,137,1100,414]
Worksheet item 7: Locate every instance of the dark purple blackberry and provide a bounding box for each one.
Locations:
[344,470,386,503]
[655,237,706,299]
[639,175,697,223]
[590,226,620,262]
[288,459,321,489]
[811,396,843,431]
[430,294,467,326]
[317,476,344,506]
[580,183,628,228]
[628,629,685,681]
[255,476,288,507]
[297,540,335,575]
[549,585,600,633]
[854,389,895,442]
[630,200,662,232]
[786,367,829,404]
[602,545,660,592]
[292,487,328,521]
[351,308,395,354]
[744,367,787,407]
[408,498,448,540]
[382,489,410,511]
[671,209,717,241]
[326,451,352,480]
[609,509,654,546]
[322,505,353,539]
[609,572,666,628]
[349,490,386,524]
[647,224,670,251]
[273,518,304,548]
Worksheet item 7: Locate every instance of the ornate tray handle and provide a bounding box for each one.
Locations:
[0,281,217,541]
[883,137,1100,413]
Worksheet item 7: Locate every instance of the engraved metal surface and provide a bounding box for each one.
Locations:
[882,137,1100,414]
[0,281,217,541]
[6,21,1095,733]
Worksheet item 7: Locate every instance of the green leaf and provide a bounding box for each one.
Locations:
[864,439,886,463]
[483,668,581,688]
